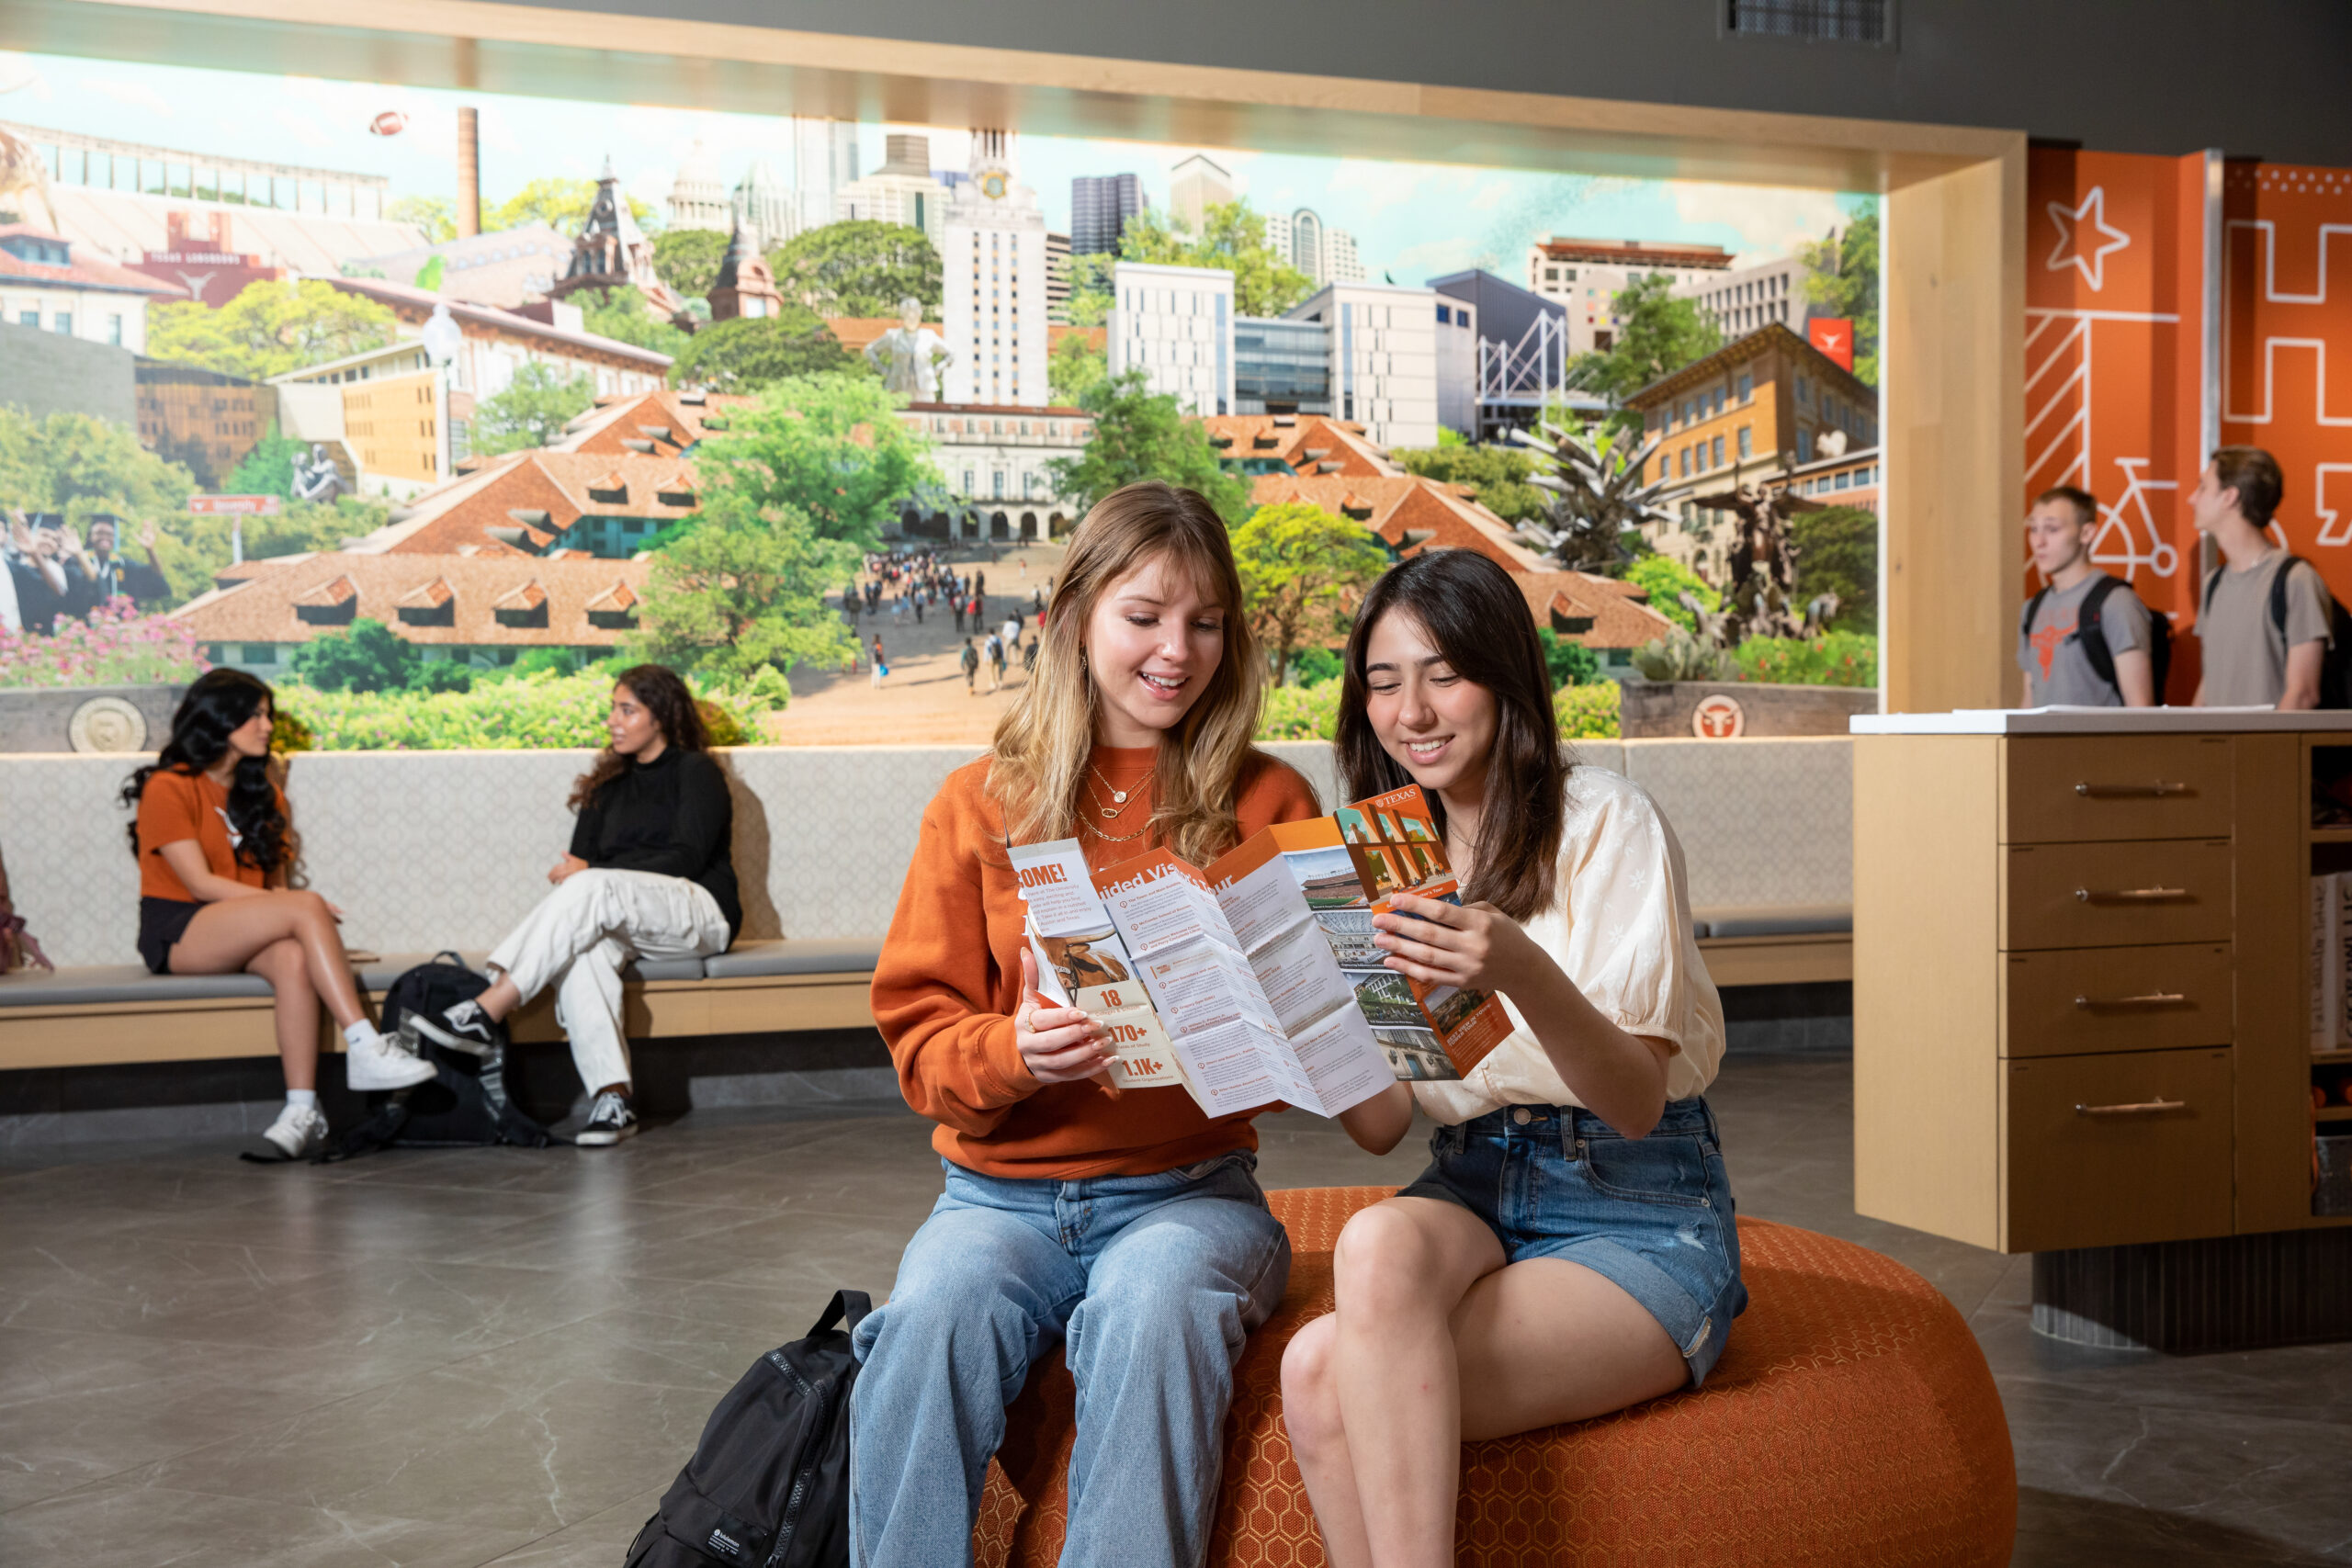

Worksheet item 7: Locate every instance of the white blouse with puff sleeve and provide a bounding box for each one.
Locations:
[1411,766,1725,1124]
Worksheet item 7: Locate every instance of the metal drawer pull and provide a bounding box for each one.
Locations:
[2074,886,2189,903]
[2074,782,2190,798]
[2075,1099,2188,1117]
[2074,991,2188,1009]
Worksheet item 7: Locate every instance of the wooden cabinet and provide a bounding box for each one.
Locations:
[1856,722,2331,1253]
[2002,944,2233,1057]
[2002,1047,2235,1252]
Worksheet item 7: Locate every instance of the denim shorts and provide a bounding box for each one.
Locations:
[1397,1098,1747,1386]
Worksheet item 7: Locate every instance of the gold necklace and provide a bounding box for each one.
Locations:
[1086,763,1148,820]
[1081,813,1152,844]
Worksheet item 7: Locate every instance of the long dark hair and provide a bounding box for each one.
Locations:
[568,664,714,812]
[1335,551,1571,921]
[120,668,288,876]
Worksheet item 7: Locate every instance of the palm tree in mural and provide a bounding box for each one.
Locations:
[1506,419,1675,575]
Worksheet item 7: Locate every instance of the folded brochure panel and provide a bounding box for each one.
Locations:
[1010,784,1516,1119]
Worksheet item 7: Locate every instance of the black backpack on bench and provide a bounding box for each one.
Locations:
[318,952,559,1160]
[626,1291,871,1568]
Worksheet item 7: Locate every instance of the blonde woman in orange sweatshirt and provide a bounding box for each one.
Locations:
[853,481,1319,1568]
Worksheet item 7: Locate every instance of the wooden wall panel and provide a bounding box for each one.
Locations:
[1885,152,2029,713]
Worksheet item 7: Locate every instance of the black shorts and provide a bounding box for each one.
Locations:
[137,896,203,975]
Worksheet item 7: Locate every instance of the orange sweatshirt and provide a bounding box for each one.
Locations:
[871,744,1321,1179]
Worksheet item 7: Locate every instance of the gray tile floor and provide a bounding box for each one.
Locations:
[2,1049,2347,1566]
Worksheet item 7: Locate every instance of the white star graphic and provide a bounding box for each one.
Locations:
[2046,186,2132,291]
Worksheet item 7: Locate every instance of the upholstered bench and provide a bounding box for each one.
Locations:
[1690,904,1850,987]
[0,939,886,1070]
[973,1185,2014,1567]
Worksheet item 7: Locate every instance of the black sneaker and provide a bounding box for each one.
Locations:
[411,998,498,1057]
[576,1089,639,1146]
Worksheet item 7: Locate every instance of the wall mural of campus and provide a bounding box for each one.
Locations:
[0,48,1886,754]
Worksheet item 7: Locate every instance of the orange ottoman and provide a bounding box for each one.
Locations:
[973,1185,2014,1567]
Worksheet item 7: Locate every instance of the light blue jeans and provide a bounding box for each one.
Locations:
[848,1150,1292,1568]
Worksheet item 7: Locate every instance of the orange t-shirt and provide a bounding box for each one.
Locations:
[135,768,281,902]
[870,744,1322,1179]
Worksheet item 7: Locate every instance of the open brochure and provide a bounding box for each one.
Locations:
[1009,784,1516,1120]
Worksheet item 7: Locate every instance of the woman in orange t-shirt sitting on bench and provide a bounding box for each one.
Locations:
[120,670,433,1158]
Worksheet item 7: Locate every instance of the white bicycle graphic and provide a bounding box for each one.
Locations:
[2086,457,2180,579]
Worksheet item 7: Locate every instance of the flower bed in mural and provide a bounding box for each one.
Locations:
[1730,632,1878,688]
[0,600,209,689]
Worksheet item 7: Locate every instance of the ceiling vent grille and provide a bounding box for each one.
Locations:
[1724,0,1892,45]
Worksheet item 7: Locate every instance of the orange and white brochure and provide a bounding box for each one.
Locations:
[1009,838,1186,1094]
[1003,783,1513,1119]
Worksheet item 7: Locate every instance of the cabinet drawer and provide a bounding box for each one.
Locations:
[2004,839,2233,950]
[2003,943,2233,1057]
[2005,736,2233,843]
[2004,1047,2233,1251]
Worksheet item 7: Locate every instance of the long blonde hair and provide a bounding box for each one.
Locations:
[989,481,1269,864]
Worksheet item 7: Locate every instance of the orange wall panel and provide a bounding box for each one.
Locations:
[2219,163,2352,609]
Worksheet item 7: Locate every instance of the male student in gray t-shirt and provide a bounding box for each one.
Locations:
[2190,446,2331,710]
[2018,486,2157,706]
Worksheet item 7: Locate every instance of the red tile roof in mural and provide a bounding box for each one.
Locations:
[175,552,650,648]
[1201,413,1396,478]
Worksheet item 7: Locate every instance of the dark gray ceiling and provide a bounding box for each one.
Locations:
[506,0,2351,167]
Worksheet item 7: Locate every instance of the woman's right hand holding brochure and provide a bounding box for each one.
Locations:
[1015,947,1114,1083]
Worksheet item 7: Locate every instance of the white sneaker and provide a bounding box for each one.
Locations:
[262,1101,329,1159]
[346,1030,437,1091]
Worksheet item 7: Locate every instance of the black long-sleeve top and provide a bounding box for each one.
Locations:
[568,748,742,942]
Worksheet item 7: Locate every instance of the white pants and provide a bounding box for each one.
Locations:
[485,868,729,1095]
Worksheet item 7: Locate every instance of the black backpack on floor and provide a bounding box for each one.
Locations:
[626,1291,872,1568]
[319,953,560,1160]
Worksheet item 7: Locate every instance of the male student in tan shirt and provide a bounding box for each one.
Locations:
[2189,446,2330,711]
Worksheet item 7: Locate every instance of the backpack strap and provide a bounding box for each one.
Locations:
[2272,553,2303,636]
[2075,574,2122,688]
[2021,584,2052,638]
[809,1290,874,1337]
[2203,565,2226,620]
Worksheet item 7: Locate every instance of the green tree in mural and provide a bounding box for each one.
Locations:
[388,195,457,243]
[694,371,940,548]
[1623,553,1719,635]
[1045,368,1252,524]
[652,228,733,303]
[1791,503,1878,633]
[1392,438,1547,524]
[146,279,400,380]
[1063,252,1115,328]
[668,311,857,390]
[766,221,943,318]
[630,491,859,680]
[1117,202,1314,318]
[471,364,598,456]
[288,618,417,693]
[1229,502,1389,687]
[1801,207,1881,386]
[1568,274,1724,420]
[224,424,308,499]
[575,286,692,357]
[1047,333,1109,408]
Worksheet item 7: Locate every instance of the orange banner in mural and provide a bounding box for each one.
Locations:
[2220,163,2352,608]
[2023,148,2211,643]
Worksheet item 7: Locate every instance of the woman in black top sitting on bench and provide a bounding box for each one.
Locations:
[410,665,741,1145]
